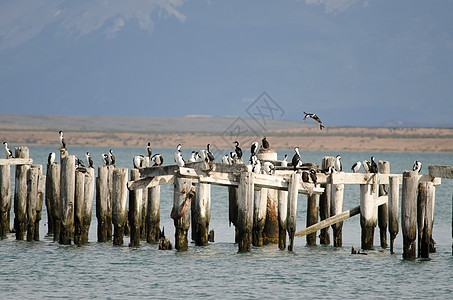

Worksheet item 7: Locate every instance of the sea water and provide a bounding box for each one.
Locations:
[1,146,452,299]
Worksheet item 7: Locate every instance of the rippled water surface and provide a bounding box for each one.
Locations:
[1,147,452,299]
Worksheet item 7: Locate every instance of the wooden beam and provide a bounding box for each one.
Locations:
[0,158,33,166]
[330,172,440,185]
[295,206,360,238]
[429,165,453,179]
[139,162,246,178]
[127,175,174,190]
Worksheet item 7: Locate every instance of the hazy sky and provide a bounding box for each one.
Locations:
[0,0,452,127]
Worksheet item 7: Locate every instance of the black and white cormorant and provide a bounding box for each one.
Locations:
[151,154,163,166]
[302,111,325,130]
[76,157,85,168]
[234,141,242,160]
[188,151,197,163]
[251,142,259,157]
[335,155,342,172]
[174,144,185,167]
[206,144,215,162]
[102,153,109,166]
[3,142,13,159]
[199,149,208,163]
[222,154,230,164]
[47,152,55,165]
[412,160,422,173]
[108,149,115,166]
[281,154,288,168]
[86,152,94,168]
[262,137,269,149]
[292,147,301,171]
[309,169,317,184]
[133,155,145,169]
[363,160,371,173]
[146,142,152,159]
[263,161,275,175]
[251,155,261,174]
[370,156,378,173]
[59,131,66,149]
[302,171,310,182]
[351,161,361,173]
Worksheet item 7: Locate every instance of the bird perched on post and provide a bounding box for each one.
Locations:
[133,155,145,169]
[188,151,197,163]
[206,144,215,162]
[412,161,422,173]
[292,147,301,171]
[146,142,152,159]
[370,156,378,173]
[263,161,275,175]
[262,137,270,149]
[174,144,185,167]
[58,131,66,150]
[309,169,317,184]
[335,155,342,172]
[303,111,325,130]
[151,154,163,166]
[363,160,371,173]
[281,154,288,167]
[108,149,115,166]
[3,142,13,159]
[351,161,361,173]
[47,152,55,165]
[234,141,242,160]
[250,142,259,157]
[86,152,94,168]
[102,153,109,166]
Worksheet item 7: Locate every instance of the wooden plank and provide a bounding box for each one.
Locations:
[295,206,360,238]
[330,173,440,185]
[0,158,33,166]
[127,175,174,190]
[139,161,246,178]
[429,165,453,179]
[375,195,388,207]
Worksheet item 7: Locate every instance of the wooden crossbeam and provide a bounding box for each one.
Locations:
[0,158,33,166]
[429,165,453,179]
[127,174,174,190]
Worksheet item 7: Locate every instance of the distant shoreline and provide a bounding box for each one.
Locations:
[1,127,452,153]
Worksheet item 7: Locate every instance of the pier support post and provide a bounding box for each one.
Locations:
[287,173,300,251]
[319,156,334,245]
[129,169,142,247]
[378,161,390,249]
[418,182,435,258]
[96,166,109,242]
[360,183,376,250]
[228,186,239,242]
[107,165,114,240]
[306,187,319,246]
[388,175,399,254]
[402,170,418,260]
[264,188,279,244]
[331,183,344,247]
[0,165,11,238]
[192,183,211,246]
[35,166,45,241]
[47,163,60,241]
[112,168,128,245]
[59,155,75,245]
[26,166,39,241]
[278,190,288,249]
[172,176,194,251]
[14,147,29,240]
[82,168,95,244]
[252,188,267,247]
[74,170,85,245]
[238,172,254,252]
[140,157,149,240]
[147,186,161,243]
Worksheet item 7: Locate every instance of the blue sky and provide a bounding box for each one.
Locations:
[0,0,452,127]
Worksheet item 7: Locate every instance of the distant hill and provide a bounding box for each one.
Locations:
[0,114,315,133]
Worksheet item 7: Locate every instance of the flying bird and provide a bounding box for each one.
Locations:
[303,111,325,130]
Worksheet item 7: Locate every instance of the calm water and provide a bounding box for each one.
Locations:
[1,146,452,299]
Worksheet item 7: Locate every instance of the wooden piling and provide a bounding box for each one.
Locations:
[319,156,334,245]
[82,168,95,244]
[264,188,279,244]
[146,186,161,243]
[35,166,45,241]
[0,165,11,238]
[360,182,376,250]
[172,176,193,251]
[378,161,390,248]
[238,172,254,252]
[112,168,128,245]
[287,173,300,251]
[45,164,54,236]
[252,188,267,247]
[388,175,399,254]
[401,170,418,259]
[418,181,435,258]
[107,165,114,240]
[59,155,75,245]
[96,166,109,242]
[330,182,344,247]
[228,186,239,242]
[306,187,319,246]
[74,170,85,245]
[140,157,149,240]
[14,147,29,240]
[278,190,288,249]
[192,183,211,246]
[47,163,61,241]
[129,169,142,247]
[26,167,39,241]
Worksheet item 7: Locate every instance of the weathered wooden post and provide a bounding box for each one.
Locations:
[388,175,399,254]
[45,163,54,236]
[192,183,211,246]
[26,166,39,242]
[59,155,75,245]
[112,168,128,245]
[418,181,435,258]
[129,169,142,247]
[74,170,85,245]
[278,190,288,249]
[35,166,45,241]
[401,170,418,259]
[287,172,300,251]
[306,188,319,246]
[378,161,390,248]
[319,156,334,245]
[252,188,267,247]
[96,166,109,242]
[47,163,60,241]
[264,188,279,244]
[147,185,161,243]
[172,175,194,251]
[238,172,254,252]
[107,165,114,240]
[82,168,95,244]
[331,181,344,247]
[0,164,11,238]
[360,180,377,250]
[229,186,239,243]
[14,147,29,240]
[140,157,149,240]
